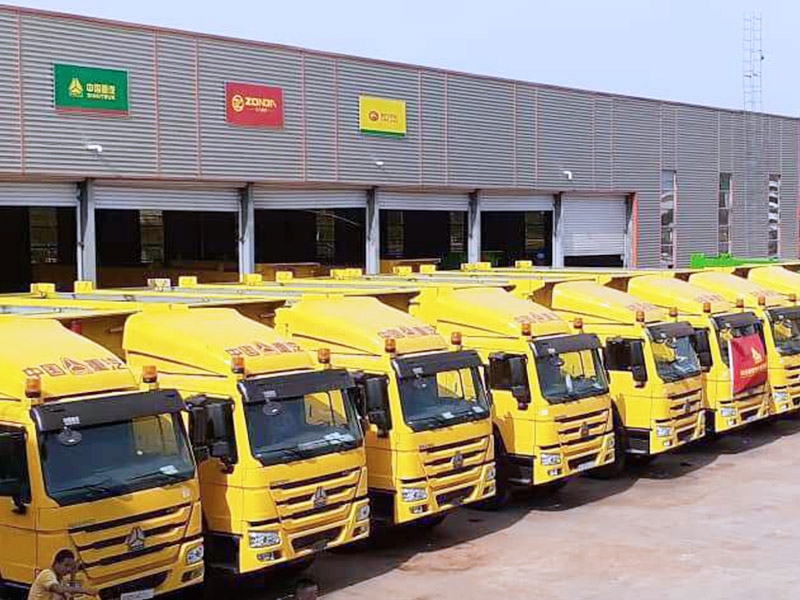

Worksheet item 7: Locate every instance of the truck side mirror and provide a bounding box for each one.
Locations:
[186,402,210,462]
[630,342,648,386]
[691,329,713,372]
[364,377,391,437]
[508,355,531,410]
[0,430,30,513]
[206,401,236,472]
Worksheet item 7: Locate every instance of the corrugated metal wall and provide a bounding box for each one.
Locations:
[0,6,797,265]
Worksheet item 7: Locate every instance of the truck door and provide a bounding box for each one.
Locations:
[0,424,36,587]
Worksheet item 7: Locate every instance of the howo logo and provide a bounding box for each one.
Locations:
[125,526,146,552]
[452,451,464,470]
[312,487,328,509]
[751,347,764,363]
[579,422,589,438]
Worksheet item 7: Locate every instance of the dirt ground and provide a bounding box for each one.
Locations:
[201,414,800,600]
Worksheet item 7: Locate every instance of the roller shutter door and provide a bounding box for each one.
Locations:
[562,196,627,256]
[378,191,469,211]
[94,185,240,212]
[253,189,367,209]
[480,193,554,212]
[0,182,78,207]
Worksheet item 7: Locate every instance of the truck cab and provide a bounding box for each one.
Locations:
[395,285,614,496]
[621,275,773,430]
[685,270,800,416]
[114,307,370,575]
[541,280,706,466]
[274,295,495,526]
[0,317,203,599]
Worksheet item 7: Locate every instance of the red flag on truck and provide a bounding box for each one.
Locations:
[729,333,768,395]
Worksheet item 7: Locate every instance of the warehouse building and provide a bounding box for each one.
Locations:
[0,5,797,290]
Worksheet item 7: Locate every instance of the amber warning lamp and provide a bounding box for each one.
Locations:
[702,301,712,314]
[573,317,584,330]
[520,321,532,337]
[384,337,397,354]
[451,331,463,347]
[142,365,158,384]
[635,309,646,323]
[736,298,745,309]
[231,355,246,375]
[789,293,798,303]
[757,295,766,307]
[25,375,42,399]
[669,307,679,318]
[317,347,331,365]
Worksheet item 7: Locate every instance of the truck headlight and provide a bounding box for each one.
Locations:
[540,453,561,466]
[486,465,496,481]
[720,407,737,418]
[186,544,204,565]
[357,504,371,521]
[249,531,281,549]
[401,487,428,502]
[774,390,790,403]
[656,425,672,438]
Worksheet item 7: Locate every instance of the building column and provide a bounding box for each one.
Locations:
[365,187,380,274]
[467,190,481,264]
[552,192,565,268]
[238,183,255,278]
[77,179,97,283]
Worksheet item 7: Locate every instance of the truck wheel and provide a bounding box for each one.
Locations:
[588,416,627,479]
[473,437,511,510]
[413,514,447,529]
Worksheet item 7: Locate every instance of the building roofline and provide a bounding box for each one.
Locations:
[2,3,798,121]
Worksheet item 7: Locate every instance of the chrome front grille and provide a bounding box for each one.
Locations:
[271,467,361,530]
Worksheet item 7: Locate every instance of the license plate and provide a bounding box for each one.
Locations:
[121,590,155,600]
[577,461,595,472]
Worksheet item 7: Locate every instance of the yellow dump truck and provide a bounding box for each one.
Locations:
[0,316,204,599]
[16,284,495,528]
[683,270,800,416]
[606,274,773,430]
[327,268,705,471]
[1,293,371,575]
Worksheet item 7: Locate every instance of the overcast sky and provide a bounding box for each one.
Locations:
[8,0,798,116]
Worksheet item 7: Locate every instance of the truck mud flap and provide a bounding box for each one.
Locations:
[205,532,240,573]
[626,428,650,455]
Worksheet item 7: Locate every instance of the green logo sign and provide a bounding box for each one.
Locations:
[53,63,129,114]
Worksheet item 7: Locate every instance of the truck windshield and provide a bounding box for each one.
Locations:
[242,374,363,467]
[535,347,609,402]
[396,365,490,432]
[651,334,702,382]
[713,314,762,367]
[41,414,194,506]
[768,307,800,356]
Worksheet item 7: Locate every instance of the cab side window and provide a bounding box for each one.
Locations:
[487,355,512,391]
[0,426,31,502]
[604,339,634,371]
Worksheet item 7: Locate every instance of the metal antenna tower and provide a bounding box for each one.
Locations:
[742,11,763,112]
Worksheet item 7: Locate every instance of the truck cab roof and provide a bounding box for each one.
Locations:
[275,295,448,357]
[124,306,315,377]
[627,275,732,315]
[0,317,137,404]
[550,280,666,325]
[688,271,788,309]
[746,266,800,298]
[414,286,570,339]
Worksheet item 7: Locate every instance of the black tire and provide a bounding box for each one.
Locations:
[588,411,627,479]
[413,514,447,529]
[533,479,568,497]
[473,432,512,510]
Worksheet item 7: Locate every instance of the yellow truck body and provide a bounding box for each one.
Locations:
[1,293,371,575]
[15,284,495,528]
[685,270,800,416]
[0,317,204,599]
[619,274,773,430]
[253,269,701,468]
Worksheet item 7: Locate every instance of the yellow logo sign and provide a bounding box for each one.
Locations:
[231,93,245,113]
[359,95,407,136]
[68,77,83,98]
[751,347,763,363]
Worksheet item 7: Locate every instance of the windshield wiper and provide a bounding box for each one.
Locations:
[408,413,452,429]
[58,477,116,499]
[126,470,188,488]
